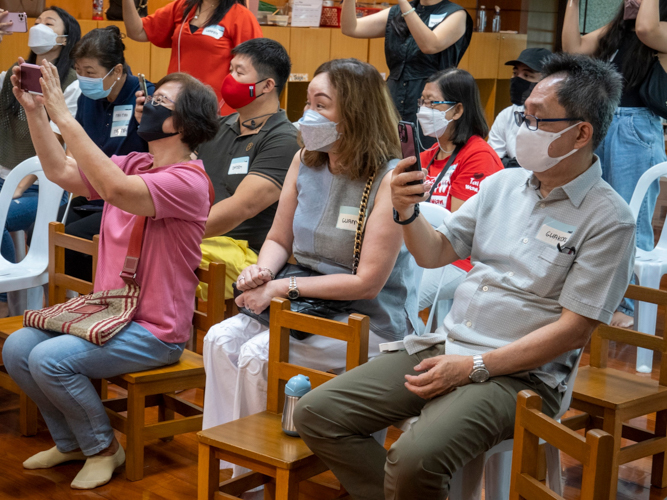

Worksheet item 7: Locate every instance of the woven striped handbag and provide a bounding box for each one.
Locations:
[23,215,146,346]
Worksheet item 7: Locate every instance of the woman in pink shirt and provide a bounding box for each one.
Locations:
[3,62,219,489]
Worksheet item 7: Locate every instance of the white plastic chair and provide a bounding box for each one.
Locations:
[0,157,64,314]
[628,161,667,372]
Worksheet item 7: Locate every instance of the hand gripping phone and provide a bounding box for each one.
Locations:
[398,121,424,192]
[138,73,149,98]
[20,63,43,95]
[3,12,28,33]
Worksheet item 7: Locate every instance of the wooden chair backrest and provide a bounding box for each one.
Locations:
[510,390,614,500]
[266,297,370,414]
[47,221,225,332]
[590,285,667,385]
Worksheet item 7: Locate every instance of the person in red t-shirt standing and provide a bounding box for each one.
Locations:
[416,68,503,328]
[122,0,262,116]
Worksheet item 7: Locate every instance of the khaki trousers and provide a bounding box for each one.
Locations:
[293,343,561,500]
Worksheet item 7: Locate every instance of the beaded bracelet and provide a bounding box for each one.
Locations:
[401,7,416,17]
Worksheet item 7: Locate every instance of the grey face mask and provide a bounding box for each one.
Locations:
[298,110,340,152]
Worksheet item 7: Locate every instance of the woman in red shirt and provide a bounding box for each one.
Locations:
[417,68,503,328]
[122,0,262,115]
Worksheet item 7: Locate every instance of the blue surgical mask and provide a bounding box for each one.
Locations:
[77,67,119,100]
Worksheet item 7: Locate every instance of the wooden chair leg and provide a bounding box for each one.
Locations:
[19,391,38,436]
[126,386,146,481]
[91,379,108,400]
[158,394,175,443]
[652,409,667,488]
[275,469,299,500]
[198,443,220,500]
[602,409,623,499]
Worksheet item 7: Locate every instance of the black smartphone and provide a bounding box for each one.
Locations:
[138,73,149,98]
[398,121,423,190]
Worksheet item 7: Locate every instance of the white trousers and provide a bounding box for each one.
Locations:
[202,314,385,472]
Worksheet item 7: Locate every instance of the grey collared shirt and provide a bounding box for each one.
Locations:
[404,157,636,390]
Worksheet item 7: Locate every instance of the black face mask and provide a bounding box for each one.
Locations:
[509,76,537,106]
[137,102,178,143]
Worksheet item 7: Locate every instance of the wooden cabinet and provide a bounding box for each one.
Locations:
[367,37,388,80]
[461,32,501,80]
[497,33,528,79]
[149,45,171,83]
[262,25,291,52]
[330,30,368,63]
[289,28,331,81]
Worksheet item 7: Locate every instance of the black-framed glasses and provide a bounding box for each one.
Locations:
[514,111,582,131]
[149,94,176,108]
[418,98,457,109]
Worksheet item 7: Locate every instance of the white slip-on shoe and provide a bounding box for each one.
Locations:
[23,446,87,469]
[70,445,125,490]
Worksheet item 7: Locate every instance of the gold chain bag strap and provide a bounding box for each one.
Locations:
[352,170,376,274]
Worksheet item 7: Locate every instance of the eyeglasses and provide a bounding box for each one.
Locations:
[149,94,176,108]
[514,111,582,131]
[418,98,457,109]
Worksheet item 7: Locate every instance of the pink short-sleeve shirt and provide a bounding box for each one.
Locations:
[81,152,210,344]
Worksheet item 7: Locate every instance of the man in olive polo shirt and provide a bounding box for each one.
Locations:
[197,38,299,299]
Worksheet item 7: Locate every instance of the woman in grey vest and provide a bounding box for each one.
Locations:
[202,58,421,472]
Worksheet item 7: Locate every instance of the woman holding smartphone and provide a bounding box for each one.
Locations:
[202,59,421,476]
[341,0,472,143]
[0,7,81,316]
[63,25,156,283]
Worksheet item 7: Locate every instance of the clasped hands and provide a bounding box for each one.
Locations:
[234,264,280,315]
[10,57,72,124]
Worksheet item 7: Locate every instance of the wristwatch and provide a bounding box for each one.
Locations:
[469,355,490,383]
[393,204,420,225]
[287,276,300,300]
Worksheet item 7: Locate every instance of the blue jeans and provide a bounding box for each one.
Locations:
[595,107,666,315]
[0,178,68,302]
[2,322,185,455]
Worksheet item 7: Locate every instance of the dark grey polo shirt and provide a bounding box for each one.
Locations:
[197,109,299,252]
[404,158,636,390]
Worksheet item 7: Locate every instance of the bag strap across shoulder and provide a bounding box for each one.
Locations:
[352,170,377,275]
[426,144,463,202]
[118,162,216,287]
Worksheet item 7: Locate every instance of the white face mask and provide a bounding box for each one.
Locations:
[298,109,340,153]
[515,121,581,172]
[28,24,66,55]
[416,105,454,138]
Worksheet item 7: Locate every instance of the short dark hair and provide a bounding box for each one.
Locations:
[540,53,623,150]
[231,38,291,94]
[154,73,220,151]
[425,68,488,146]
[71,25,128,74]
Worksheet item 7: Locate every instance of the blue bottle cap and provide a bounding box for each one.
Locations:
[285,374,311,397]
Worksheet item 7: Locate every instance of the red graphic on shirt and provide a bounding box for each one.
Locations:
[419,136,504,271]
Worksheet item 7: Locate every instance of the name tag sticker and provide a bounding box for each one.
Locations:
[202,25,225,39]
[428,13,447,28]
[110,104,133,138]
[228,156,250,175]
[535,216,576,247]
[336,206,359,232]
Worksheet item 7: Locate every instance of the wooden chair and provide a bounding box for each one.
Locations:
[0,222,227,482]
[0,223,100,436]
[510,390,614,500]
[561,284,667,498]
[197,297,370,500]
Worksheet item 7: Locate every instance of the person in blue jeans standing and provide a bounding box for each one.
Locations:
[563,0,667,327]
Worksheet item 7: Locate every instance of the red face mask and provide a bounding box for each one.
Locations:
[220,73,267,110]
